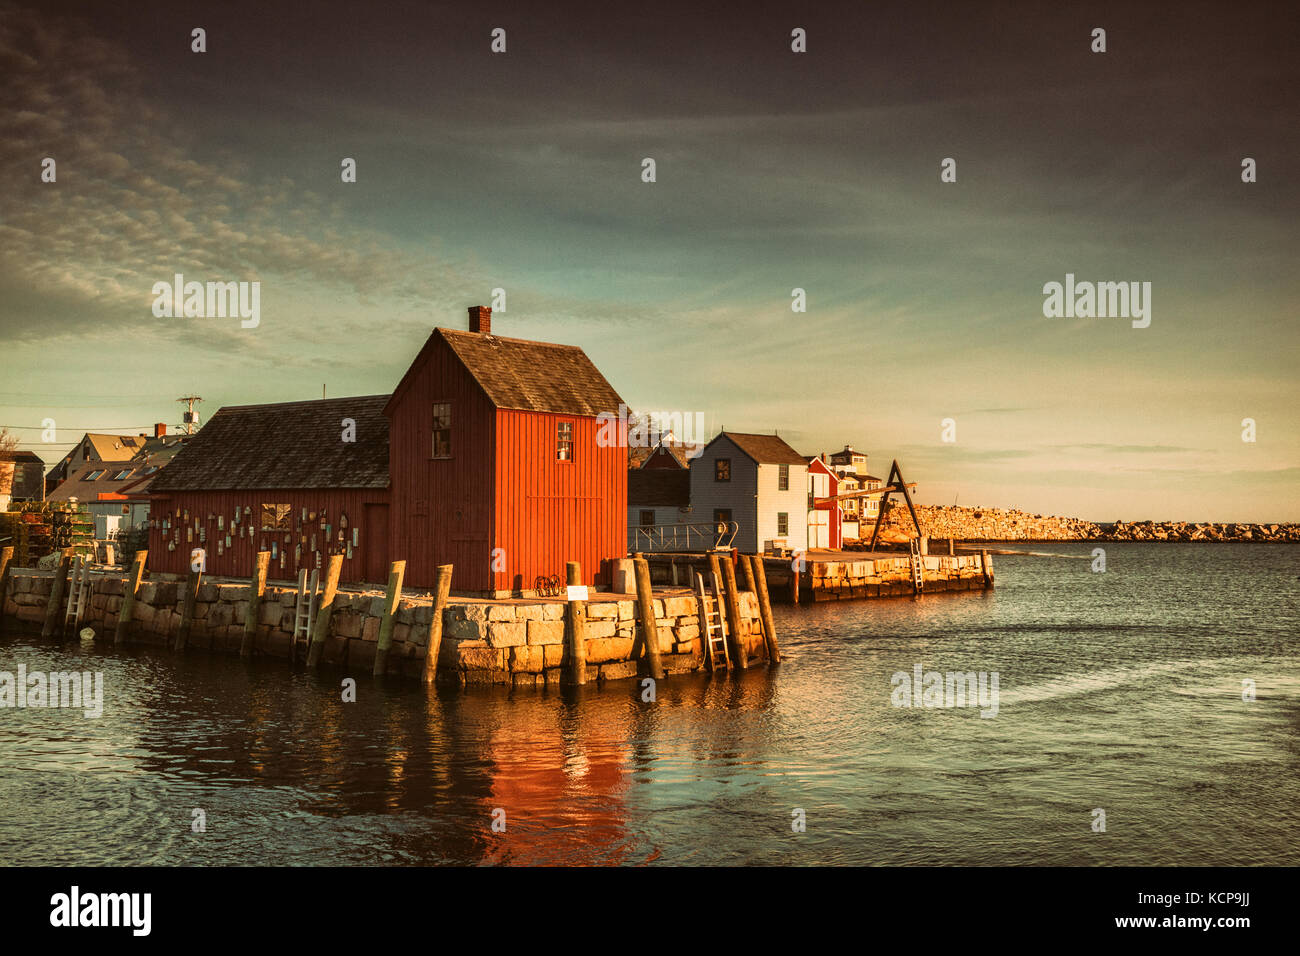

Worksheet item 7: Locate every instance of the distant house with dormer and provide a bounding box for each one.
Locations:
[46,425,191,535]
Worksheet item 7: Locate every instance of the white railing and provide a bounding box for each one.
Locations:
[629,521,738,553]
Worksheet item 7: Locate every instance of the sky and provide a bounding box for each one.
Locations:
[1,0,1296,521]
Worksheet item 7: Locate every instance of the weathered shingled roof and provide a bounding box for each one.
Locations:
[712,431,807,466]
[0,450,44,464]
[150,395,390,491]
[628,468,690,507]
[436,328,624,417]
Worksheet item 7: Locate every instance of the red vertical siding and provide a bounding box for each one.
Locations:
[147,332,628,595]
[492,409,626,591]
[385,335,496,591]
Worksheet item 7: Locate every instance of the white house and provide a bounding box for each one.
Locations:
[689,432,808,554]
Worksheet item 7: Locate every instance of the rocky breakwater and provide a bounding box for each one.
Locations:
[870,505,1102,541]
[1099,521,1300,542]
[868,504,1298,542]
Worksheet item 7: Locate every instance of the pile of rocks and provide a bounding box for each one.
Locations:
[872,504,1102,541]
[1099,521,1300,542]
[868,504,1299,543]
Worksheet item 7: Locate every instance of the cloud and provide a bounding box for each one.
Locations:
[0,2,472,347]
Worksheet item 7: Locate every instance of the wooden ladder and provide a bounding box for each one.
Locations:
[694,571,730,671]
[291,568,319,661]
[909,538,924,594]
[64,555,92,630]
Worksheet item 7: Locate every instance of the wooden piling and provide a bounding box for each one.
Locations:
[306,553,344,670]
[421,564,453,684]
[748,555,781,664]
[41,549,73,639]
[174,568,203,651]
[739,553,757,594]
[0,546,13,635]
[719,554,747,670]
[372,559,406,677]
[707,552,723,593]
[564,561,588,686]
[239,551,271,658]
[633,557,666,681]
[114,550,148,646]
[789,559,800,604]
[980,549,993,589]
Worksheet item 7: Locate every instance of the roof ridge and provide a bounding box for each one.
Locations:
[436,327,587,351]
[217,394,391,413]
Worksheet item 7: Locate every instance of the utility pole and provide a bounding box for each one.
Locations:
[176,395,203,435]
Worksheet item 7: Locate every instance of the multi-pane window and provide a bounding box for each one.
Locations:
[714,508,732,527]
[557,421,574,462]
[715,458,731,482]
[431,403,451,458]
[640,510,655,527]
[85,470,106,480]
[777,512,789,536]
[113,470,133,480]
[778,464,789,490]
[261,503,293,531]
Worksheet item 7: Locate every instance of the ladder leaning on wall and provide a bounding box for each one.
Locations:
[908,537,925,594]
[290,568,319,661]
[694,571,731,671]
[63,555,93,631]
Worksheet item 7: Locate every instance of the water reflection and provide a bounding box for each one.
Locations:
[1,544,1297,865]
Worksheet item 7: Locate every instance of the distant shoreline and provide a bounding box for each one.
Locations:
[868,505,1300,543]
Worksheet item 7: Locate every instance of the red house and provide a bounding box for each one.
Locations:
[385,306,626,594]
[806,455,842,550]
[148,306,627,595]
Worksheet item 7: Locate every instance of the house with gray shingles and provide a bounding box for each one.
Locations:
[689,432,808,554]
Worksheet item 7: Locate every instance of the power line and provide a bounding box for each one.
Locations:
[0,401,167,408]
[0,424,164,431]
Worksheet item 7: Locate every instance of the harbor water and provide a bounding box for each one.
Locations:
[1,542,1296,865]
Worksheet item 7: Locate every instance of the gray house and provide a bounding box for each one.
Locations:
[689,432,809,554]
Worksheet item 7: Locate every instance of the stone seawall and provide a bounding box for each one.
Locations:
[641,552,992,602]
[805,552,990,601]
[1,570,768,686]
[870,504,1300,543]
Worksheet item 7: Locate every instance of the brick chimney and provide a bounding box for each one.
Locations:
[468,305,492,335]
[154,423,167,438]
